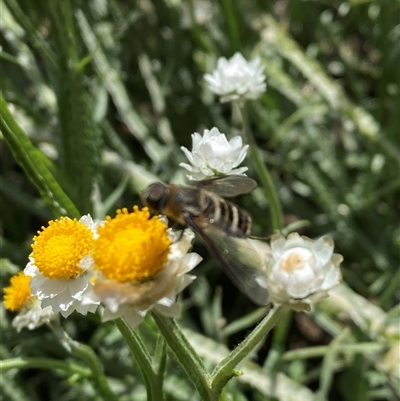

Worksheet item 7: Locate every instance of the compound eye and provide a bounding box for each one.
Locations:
[141,182,167,212]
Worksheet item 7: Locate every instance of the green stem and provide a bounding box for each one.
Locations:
[211,305,288,393]
[238,102,284,231]
[115,318,164,401]
[153,333,167,378]
[48,321,118,401]
[152,313,218,401]
[70,342,118,401]
[0,357,90,377]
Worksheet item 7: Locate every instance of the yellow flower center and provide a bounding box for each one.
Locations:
[93,206,171,282]
[3,272,32,311]
[31,217,94,279]
[280,248,315,273]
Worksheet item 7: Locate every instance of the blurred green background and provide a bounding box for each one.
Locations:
[1,0,399,400]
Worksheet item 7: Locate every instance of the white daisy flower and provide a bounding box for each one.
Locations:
[92,206,202,330]
[264,232,343,312]
[204,52,266,103]
[3,271,55,332]
[180,127,249,180]
[24,215,100,318]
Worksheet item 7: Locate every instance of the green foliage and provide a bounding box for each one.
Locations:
[1,0,398,400]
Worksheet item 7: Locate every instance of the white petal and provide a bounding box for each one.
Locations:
[193,131,205,146]
[179,253,203,275]
[157,294,176,307]
[73,299,98,316]
[119,308,145,330]
[181,146,195,164]
[155,303,181,319]
[175,274,196,293]
[102,294,121,313]
[78,254,95,271]
[270,232,286,255]
[41,290,74,317]
[68,275,89,300]
[29,274,48,296]
[233,145,249,167]
[102,306,124,322]
[79,214,96,232]
[36,278,69,299]
[230,167,248,176]
[284,233,307,250]
[179,162,195,172]
[312,236,334,265]
[320,264,342,290]
[24,262,38,277]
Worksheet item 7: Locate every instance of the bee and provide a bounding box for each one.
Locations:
[141,175,269,305]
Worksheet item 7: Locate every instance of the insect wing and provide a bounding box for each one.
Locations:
[185,215,269,305]
[195,175,257,198]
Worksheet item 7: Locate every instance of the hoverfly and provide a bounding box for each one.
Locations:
[141,175,269,305]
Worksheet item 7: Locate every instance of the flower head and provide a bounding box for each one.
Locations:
[3,272,55,331]
[264,232,343,312]
[24,215,100,318]
[204,52,266,103]
[92,206,202,329]
[180,127,249,180]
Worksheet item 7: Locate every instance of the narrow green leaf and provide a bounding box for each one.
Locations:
[76,10,165,162]
[221,308,267,338]
[281,342,384,361]
[138,53,175,145]
[317,329,350,401]
[0,95,80,218]
[95,174,129,219]
[4,0,57,69]
[45,0,102,214]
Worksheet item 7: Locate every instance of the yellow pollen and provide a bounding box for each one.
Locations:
[93,206,171,283]
[3,272,32,311]
[31,217,94,279]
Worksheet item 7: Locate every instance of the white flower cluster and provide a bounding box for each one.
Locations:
[263,233,343,311]
[180,127,249,180]
[204,52,266,103]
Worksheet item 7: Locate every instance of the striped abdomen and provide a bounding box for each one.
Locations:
[201,191,252,237]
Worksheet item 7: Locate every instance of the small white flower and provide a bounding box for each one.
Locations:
[264,232,343,312]
[92,207,202,330]
[204,52,266,103]
[24,215,100,318]
[180,127,249,180]
[12,299,55,332]
[3,271,56,332]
